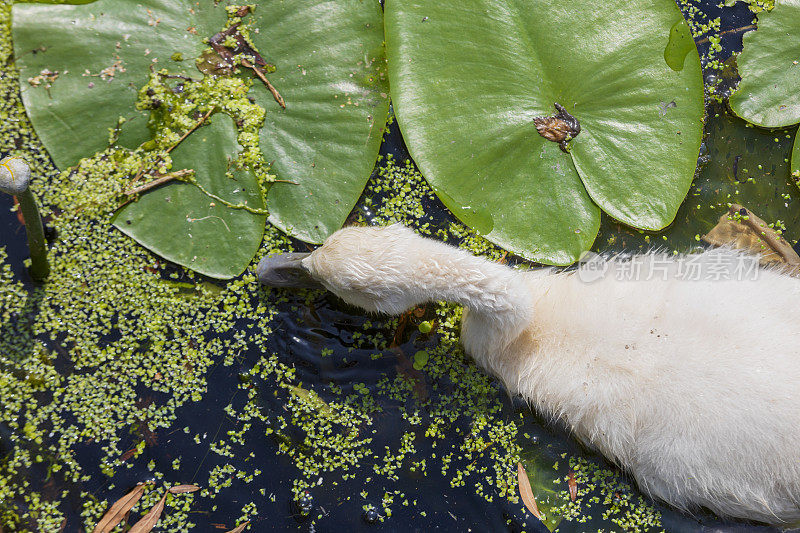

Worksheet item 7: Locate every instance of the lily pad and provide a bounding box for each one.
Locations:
[729,0,800,128]
[247,0,390,244]
[12,0,229,168]
[384,0,705,264]
[794,133,800,179]
[112,115,266,279]
[594,103,800,255]
[14,0,390,248]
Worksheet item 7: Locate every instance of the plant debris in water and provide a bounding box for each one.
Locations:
[205,10,285,109]
[703,203,800,270]
[533,103,581,153]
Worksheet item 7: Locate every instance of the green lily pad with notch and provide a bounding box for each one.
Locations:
[793,132,800,180]
[246,0,390,244]
[729,0,800,128]
[594,105,800,255]
[12,0,232,169]
[14,0,391,248]
[112,115,266,279]
[385,0,705,264]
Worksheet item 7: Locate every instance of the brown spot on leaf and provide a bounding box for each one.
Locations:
[533,103,580,152]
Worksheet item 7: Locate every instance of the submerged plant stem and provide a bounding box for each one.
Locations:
[17,187,49,280]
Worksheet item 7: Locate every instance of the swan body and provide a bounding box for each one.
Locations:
[257,224,800,524]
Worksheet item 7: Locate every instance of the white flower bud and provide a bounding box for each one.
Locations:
[0,156,32,196]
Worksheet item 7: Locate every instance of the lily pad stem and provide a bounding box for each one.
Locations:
[0,157,49,280]
[17,188,49,280]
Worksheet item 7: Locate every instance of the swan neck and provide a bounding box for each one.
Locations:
[416,248,534,336]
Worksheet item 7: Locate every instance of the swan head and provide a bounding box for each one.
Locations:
[258,225,429,314]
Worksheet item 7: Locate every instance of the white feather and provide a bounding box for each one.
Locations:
[304,224,800,524]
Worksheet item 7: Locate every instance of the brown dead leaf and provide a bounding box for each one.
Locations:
[225,522,251,533]
[567,471,577,502]
[517,462,543,520]
[168,484,200,494]
[196,49,235,77]
[92,483,148,533]
[128,491,167,533]
[703,204,800,273]
[119,447,138,462]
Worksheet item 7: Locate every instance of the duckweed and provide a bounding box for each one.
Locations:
[0,2,667,531]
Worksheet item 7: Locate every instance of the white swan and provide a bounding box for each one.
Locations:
[257,224,800,525]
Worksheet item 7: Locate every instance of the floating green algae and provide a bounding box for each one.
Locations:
[0,149,665,532]
[0,2,684,531]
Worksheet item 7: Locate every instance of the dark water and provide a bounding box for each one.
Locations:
[2,1,799,532]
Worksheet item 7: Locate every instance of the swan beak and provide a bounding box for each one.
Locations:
[256,253,323,289]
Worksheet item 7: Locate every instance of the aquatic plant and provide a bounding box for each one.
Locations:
[384,0,705,264]
[2,0,797,531]
[729,0,800,179]
[13,0,708,271]
[12,0,389,277]
[0,156,48,279]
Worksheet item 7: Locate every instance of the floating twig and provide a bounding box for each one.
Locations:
[695,24,756,46]
[208,20,285,109]
[128,108,214,187]
[124,169,194,196]
[240,58,285,109]
[166,108,215,155]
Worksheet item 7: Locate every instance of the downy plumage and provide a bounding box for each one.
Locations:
[258,224,800,524]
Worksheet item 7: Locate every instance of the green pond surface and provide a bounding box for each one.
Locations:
[1,0,799,532]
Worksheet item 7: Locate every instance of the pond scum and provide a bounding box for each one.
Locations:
[1,0,778,531]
